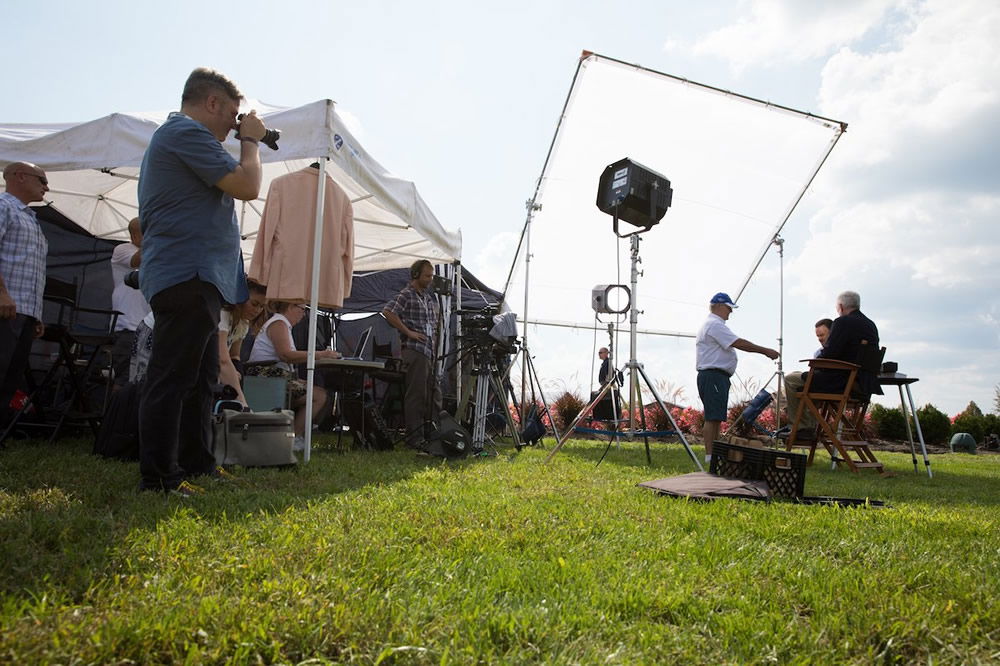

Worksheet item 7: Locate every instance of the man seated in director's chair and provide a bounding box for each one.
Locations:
[781,290,886,473]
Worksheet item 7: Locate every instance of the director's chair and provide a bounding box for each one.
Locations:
[785,344,886,474]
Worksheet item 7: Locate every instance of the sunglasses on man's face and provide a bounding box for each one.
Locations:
[18,172,48,186]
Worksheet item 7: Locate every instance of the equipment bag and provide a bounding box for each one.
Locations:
[93,380,142,460]
[213,409,297,467]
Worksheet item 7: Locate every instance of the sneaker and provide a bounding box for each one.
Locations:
[169,480,207,497]
[774,425,792,438]
[293,436,305,453]
[210,466,240,482]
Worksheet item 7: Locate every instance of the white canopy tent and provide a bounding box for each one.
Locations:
[0,99,461,268]
[1,99,462,460]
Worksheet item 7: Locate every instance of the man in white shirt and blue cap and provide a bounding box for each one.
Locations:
[696,292,779,461]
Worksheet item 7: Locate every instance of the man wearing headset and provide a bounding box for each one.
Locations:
[383,260,442,450]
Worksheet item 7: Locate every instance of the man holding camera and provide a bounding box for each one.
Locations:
[383,259,442,450]
[136,67,268,495]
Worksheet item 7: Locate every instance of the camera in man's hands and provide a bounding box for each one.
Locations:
[235,113,281,151]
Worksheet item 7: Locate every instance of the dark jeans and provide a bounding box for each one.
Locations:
[138,279,220,490]
[111,329,136,389]
[0,314,37,425]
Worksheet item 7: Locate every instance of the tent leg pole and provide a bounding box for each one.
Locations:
[304,156,329,464]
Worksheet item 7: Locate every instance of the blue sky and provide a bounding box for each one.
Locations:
[4,0,998,416]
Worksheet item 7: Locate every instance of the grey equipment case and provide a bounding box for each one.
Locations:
[214,409,297,467]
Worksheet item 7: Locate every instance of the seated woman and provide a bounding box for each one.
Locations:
[217,280,268,406]
[246,301,339,448]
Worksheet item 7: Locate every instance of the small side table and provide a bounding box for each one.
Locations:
[878,373,932,478]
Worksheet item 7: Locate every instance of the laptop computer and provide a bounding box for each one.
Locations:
[341,327,373,361]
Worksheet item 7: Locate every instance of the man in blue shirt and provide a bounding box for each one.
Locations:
[136,67,267,495]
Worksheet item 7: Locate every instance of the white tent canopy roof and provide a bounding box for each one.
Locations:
[0,99,461,270]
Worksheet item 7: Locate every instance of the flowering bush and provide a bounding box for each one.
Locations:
[671,406,705,434]
[594,404,707,438]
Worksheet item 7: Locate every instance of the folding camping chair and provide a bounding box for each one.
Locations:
[785,344,887,473]
[1,277,120,444]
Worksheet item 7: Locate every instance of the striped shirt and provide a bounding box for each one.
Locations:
[0,192,48,321]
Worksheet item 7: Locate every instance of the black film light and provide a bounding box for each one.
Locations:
[596,157,672,235]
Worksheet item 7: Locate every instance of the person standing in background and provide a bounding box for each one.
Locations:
[110,217,150,389]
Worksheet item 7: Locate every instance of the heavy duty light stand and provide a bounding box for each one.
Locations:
[545,233,703,470]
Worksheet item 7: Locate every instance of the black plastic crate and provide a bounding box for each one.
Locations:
[710,441,807,498]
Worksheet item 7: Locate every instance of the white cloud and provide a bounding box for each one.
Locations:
[789,193,1000,297]
[662,38,684,53]
[818,0,1000,168]
[691,0,904,72]
[764,0,1000,414]
[473,231,520,290]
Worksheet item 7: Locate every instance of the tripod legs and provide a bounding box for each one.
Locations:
[510,346,562,444]
[543,361,703,470]
[470,362,523,453]
[634,363,703,470]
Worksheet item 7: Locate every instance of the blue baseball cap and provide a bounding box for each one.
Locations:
[710,292,738,308]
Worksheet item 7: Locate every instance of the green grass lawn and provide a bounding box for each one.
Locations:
[1,434,998,664]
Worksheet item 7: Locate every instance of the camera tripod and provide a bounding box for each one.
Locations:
[468,345,522,453]
[544,232,703,470]
[451,316,561,453]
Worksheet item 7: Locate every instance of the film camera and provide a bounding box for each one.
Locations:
[235,113,281,151]
[458,306,518,354]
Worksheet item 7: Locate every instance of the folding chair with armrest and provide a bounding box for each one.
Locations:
[785,344,887,474]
